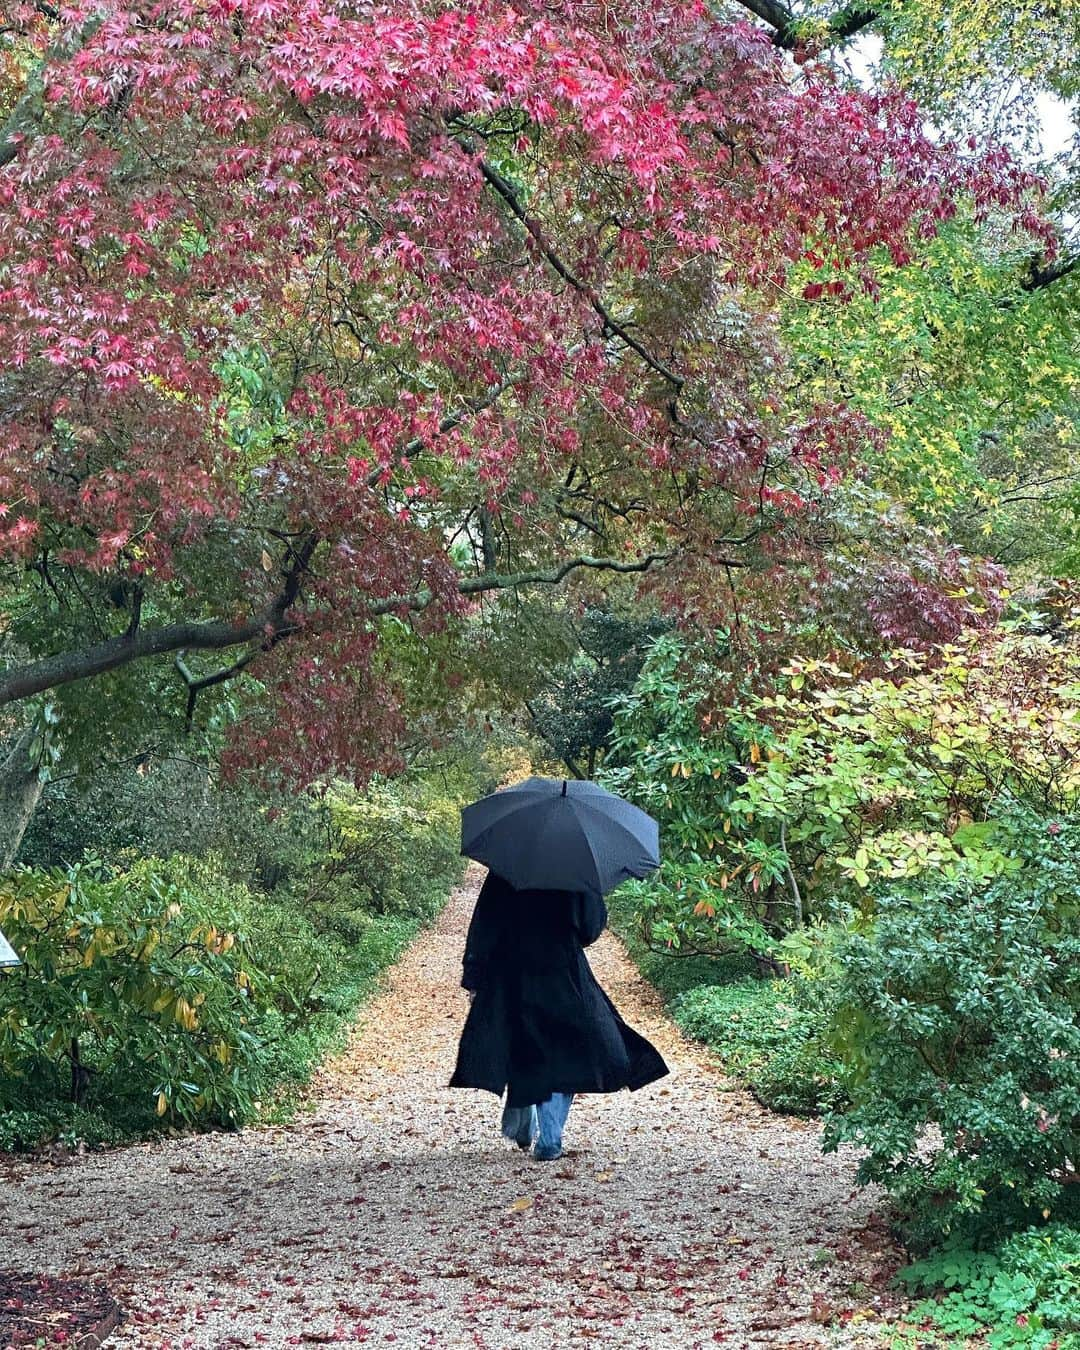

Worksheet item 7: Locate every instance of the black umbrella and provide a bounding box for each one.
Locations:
[460,777,660,897]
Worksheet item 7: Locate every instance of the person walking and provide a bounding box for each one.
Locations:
[449,868,668,1161]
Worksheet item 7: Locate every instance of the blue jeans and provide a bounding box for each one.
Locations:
[500,1093,573,1158]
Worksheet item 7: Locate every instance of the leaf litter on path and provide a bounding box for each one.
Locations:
[0,866,904,1348]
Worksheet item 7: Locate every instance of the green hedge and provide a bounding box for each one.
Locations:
[607,886,841,1114]
[0,854,431,1150]
[673,979,847,1116]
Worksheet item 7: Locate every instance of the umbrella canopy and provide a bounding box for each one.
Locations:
[460,777,660,897]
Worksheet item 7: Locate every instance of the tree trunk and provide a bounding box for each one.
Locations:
[0,722,44,867]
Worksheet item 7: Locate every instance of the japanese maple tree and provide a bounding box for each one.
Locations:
[0,0,1048,800]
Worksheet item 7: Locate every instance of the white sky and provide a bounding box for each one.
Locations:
[846,34,1077,165]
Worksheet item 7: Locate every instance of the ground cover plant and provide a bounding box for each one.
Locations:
[892,1226,1080,1349]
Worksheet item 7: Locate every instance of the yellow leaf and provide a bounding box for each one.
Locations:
[261,549,274,572]
[595,1172,613,1183]
[749,742,761,763]
[508,1196,533,1213]
[670,762,682,778]
[156,1092,168,1117]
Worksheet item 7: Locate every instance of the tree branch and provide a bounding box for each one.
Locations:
[729,0,881,48]
[369,551,679,616]
[734,0,798,34]
[0,535,317,707]
[175,648,263,730]
[0,612,288,707]
[0,547,679,707]
[1021,251,1080,293]
[459,141,684,394]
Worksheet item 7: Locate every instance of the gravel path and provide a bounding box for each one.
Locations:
[0,868,905,1349]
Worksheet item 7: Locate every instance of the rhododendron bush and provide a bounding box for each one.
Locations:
[0,0,1048,785]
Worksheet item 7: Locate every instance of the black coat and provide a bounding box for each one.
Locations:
[449,872,669,1108]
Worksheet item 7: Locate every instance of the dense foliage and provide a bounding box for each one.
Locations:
[782,218,1080,550]
[821,811,1080,1248]
[895,1226,1080,1349]
[0,0,1051,807]
[526,606,670,779]
[606,620,1080,960]
[604,615,1080,1268]
[0,765,475,1149]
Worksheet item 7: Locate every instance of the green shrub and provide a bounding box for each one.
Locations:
[603,626,1080,963]
[606,885,758,1000]
[0,853,426,1148]
[18,760,293,880]
[893,1225,1080,1349]
[822,811,1080,1247]
[0,858,298,1131]
[302,776,466,923]
[674,978,847,1115]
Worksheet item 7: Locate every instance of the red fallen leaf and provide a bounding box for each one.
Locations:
[737,1268,750,1281]
[811,1293,834,1324]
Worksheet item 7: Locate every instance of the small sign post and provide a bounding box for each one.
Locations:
[0,926,20,969]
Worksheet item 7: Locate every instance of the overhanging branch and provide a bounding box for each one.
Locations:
[730,0,882,48]
[0,534,316,707]
[369,551,679,615]
[0,612,294,706]
[0,549,679,706]
[459,140,684,395]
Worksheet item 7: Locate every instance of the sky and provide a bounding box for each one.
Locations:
[847,34,1077,166]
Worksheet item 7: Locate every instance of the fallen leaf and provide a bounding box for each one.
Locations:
[810,1293,833,1325]
[507,1196,533,1213]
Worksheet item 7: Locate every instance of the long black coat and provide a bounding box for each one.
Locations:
[449,872,669,1108]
